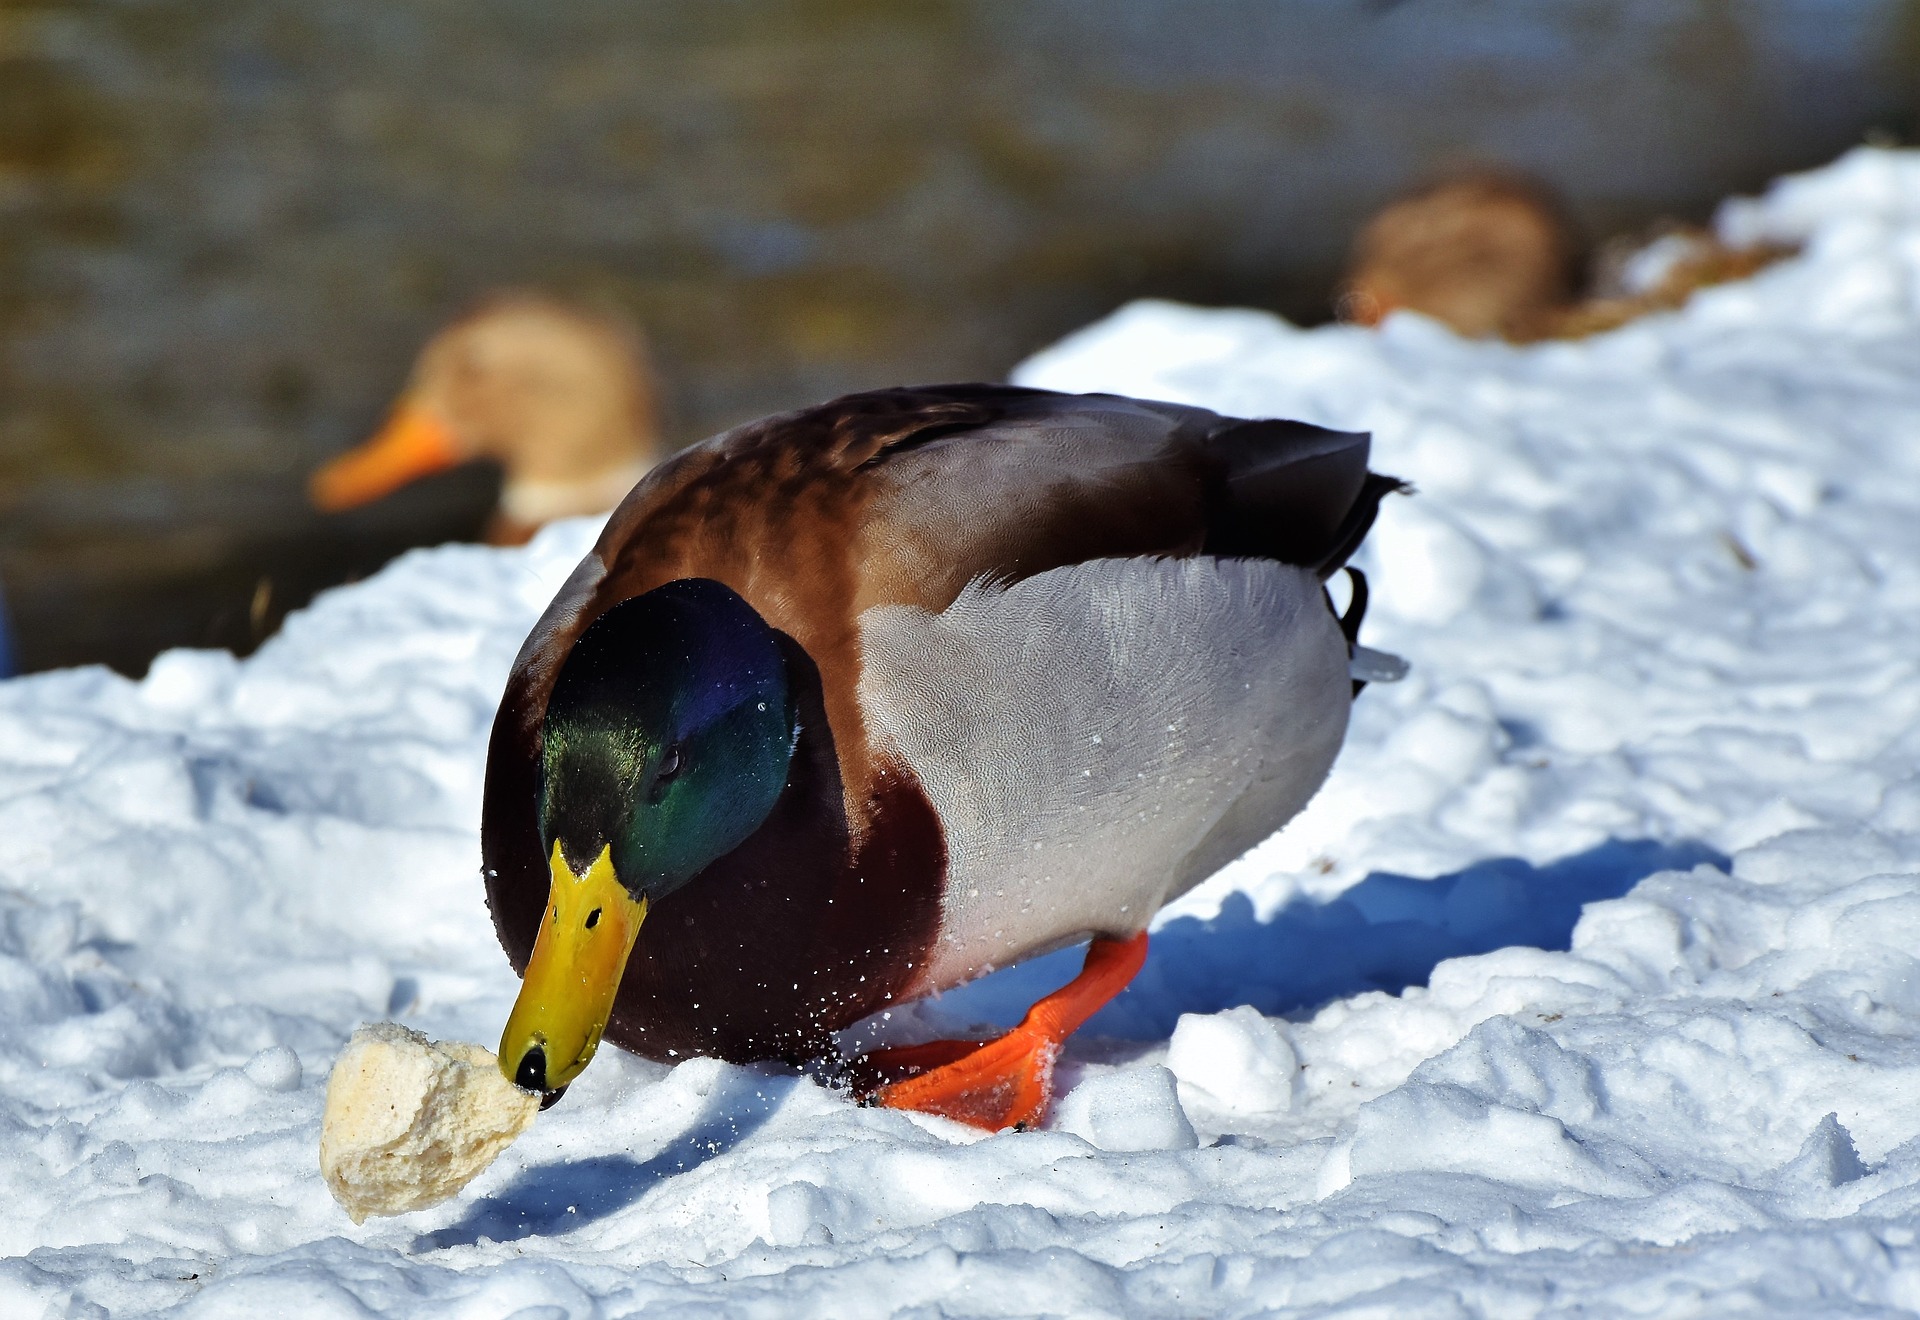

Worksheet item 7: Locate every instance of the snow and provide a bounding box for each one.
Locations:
[7,146,1920,1316]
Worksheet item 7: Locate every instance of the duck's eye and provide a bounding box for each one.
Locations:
[585,907,602,930]
[647,744,683,803]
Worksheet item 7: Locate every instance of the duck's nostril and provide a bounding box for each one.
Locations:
[514,1044,548,1094]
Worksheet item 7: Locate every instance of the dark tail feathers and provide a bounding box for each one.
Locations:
[1201,417,1406,577]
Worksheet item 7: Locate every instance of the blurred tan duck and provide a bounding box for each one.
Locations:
[311,294,663,545]
[1337,170,1794,343]
[1336,171,1576,340]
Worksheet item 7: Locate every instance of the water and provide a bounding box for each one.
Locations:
[1,0,1914,674]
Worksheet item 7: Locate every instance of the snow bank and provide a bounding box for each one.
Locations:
[8,147,1920,1316]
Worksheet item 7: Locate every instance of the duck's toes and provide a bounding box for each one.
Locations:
[863,1028,1059,1131]
[848,1037,989,1092]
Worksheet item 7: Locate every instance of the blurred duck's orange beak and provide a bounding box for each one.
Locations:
[309,401,465,512]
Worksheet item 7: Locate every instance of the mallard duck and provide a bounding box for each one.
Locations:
[1336,171,1576,341]
[1338,179,1794,344]
[310,293,662,545]
[484,383,1404,1130]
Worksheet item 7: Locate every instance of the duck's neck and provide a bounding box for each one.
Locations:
[494,457,654,536]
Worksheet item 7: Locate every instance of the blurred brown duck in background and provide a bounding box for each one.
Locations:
[1336,170,1793,342]
[310,293,663,545]
[1336,171,1575,339]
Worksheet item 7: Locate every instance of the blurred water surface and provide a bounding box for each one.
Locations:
[1,0,1915,673]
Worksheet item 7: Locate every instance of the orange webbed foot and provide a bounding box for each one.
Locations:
[855,931,1148,1132]
[863,1026,1061,1130]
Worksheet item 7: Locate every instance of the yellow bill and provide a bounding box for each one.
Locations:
[499,841,648,1100]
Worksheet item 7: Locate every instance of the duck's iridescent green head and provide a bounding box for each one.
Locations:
[538,578,796,895]
[500,578,797,1100]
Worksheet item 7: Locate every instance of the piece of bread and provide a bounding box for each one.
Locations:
[319,1023,540,1223]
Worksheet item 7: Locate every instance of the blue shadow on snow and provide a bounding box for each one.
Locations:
[412,1065,787,1250]
[923,837,1727,1040]
[413,837,1726,1242]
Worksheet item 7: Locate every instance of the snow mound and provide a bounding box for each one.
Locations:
[8,147,1920,1315]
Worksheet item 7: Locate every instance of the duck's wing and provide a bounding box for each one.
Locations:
[585,382,1395,612]
[840,385,1400,612]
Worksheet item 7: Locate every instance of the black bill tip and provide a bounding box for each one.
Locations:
[514,1044,548,1094]
[512,1044,569,1109]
